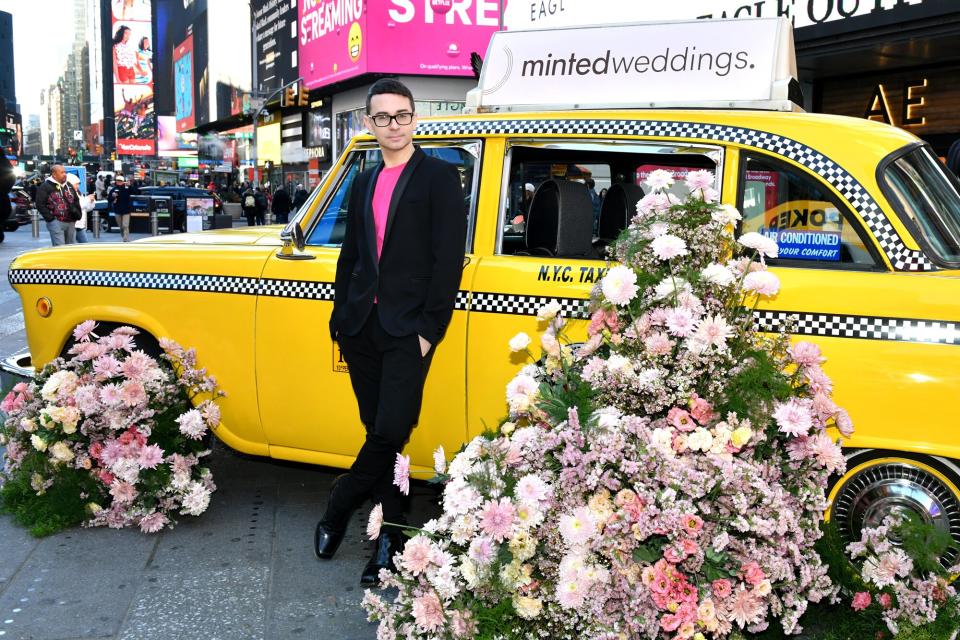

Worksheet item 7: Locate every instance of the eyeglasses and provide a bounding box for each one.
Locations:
[369,112,415,127]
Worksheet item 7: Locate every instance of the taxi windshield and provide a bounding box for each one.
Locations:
[883,145,960,266]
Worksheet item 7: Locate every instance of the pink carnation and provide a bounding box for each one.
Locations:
[479,498,516,542]
[851,591,872,611]
[742,561,765,586]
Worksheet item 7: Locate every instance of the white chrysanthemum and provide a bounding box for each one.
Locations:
[176,409,207,439]
[700,263,736,286]
[180,481,212,516]
[653,276,691,299]
[738,231,779,258]
[743,270,781,296]
[600,266,639,306]
[432,446,446,474]
[605,354,633,375]
[644,169,675,191]
[711,203,742,225]
[650,234,688,261]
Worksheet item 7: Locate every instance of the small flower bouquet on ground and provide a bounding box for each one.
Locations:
[0,321,223,536]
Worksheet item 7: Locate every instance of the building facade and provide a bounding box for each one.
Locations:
[0,11,15,111]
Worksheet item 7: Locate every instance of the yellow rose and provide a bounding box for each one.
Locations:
[501,421,516,436]
[86,502,103,514]
[513,595,543,620]
[730,426,753,448]
[30,434,47,451]
[50,441,74,463]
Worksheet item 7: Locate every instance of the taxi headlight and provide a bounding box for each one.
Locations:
[36,297,52,318]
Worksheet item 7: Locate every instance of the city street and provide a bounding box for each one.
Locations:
[0,228,427,640]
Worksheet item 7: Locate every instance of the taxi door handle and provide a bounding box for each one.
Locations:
[463,256,471,268]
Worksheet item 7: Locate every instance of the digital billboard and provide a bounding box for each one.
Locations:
[253,0,299,93]
[112,0,156,155]
[173,33,195,131]
[157,115,198,157]
[298,0,501,90]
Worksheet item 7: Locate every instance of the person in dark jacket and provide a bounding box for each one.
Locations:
[0,160,14,243]
[35,165,82,246]
[271,186,292,224]
[292,184,309,211]
[241,185,265,226]
[108,175,136,242]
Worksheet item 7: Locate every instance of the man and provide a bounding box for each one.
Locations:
[316,78,466,585]
[271,184,292,224]
[292,183,309,211]
[108,175,135,242]
[241,184,263,226]
[36,165,82,246]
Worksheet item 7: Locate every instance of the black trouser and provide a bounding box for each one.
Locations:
[325,305,435,526]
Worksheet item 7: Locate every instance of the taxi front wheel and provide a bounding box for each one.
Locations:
[826,450,960,567]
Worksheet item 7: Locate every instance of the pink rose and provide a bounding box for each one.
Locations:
[667,408,696,432]
[878,593,893,609]
[742,561,765,586]
[852,591,872,611]
[712,579,732,599]
[689,395,714,425]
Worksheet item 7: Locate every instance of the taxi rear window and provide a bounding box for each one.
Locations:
[882,145,960,267]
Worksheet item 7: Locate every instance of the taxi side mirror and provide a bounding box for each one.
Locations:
[277,222,315,261]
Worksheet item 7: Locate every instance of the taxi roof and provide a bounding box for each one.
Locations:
[357,109,920,172]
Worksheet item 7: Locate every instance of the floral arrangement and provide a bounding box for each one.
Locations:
[363,170,856,639]
[0,321,222,536]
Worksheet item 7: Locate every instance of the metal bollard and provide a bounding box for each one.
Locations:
[265,211,273,226]
[92,210,101,239]
[31,209,40,238]
[150,210,159,236]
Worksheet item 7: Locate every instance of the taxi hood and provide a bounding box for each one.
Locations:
[133,225,284,246]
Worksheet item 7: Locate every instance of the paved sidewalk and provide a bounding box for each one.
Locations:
[0,225,431,639]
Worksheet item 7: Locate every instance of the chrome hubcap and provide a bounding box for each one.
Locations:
[832,462,960,566]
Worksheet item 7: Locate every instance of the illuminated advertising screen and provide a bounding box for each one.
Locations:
[298,0,501,91]
[157,115,197,157]
[173,34,195,132]
[112,0,156,155]
[253,0,299,93]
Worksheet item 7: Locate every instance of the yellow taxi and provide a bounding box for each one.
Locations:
[6,19,960,556]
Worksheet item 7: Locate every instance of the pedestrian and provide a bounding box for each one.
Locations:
[241,184,262,226]
[585,177,602,232]
[65,174,95,243]
[316,78,467,585]
[108,175,134,242]
[95,174,105,199]
[271,185,291,224]
[35,165,82,246]
[292,183,309,210]
[0,158,14,243]
[254,186,268,225]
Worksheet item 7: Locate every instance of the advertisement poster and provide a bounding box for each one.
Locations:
[111,0,157,156]
[253,0,299,93]
[366,0,500,77]
[298,0,501,91]
[174,34,195,132]
[112,0,156,155]
[157,116,198,157]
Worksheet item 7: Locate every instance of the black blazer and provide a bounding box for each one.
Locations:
[330,147,467,346]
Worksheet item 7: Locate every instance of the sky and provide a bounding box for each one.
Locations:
[0,0,76,121]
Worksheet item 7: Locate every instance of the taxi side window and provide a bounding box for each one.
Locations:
[500,144,718,259]
[307,144,480,248]
[739,154,879,268]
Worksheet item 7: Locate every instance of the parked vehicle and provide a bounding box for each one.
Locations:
[6,19,960,559]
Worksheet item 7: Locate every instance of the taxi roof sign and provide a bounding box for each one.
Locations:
[465,18,802,114]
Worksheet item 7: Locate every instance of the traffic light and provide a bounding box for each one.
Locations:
[283,85,297,107]
[297,85,310,107]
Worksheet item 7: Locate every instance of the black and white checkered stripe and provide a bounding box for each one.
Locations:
[10,268,957,345]
[417,118,934,272]
[8,268,261,295]
[469,291,591,319]
[755,310,960,346]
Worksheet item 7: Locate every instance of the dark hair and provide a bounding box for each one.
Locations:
[113,25,131,45]
[139,37,150,51]
[365,78,415,114]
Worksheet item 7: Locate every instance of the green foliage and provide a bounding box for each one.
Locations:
[897,511,960,577]
[716,348,793,432]
[537,376,595,426]
[0,452,103,537]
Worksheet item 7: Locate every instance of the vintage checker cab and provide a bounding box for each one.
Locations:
[5,19,960,556]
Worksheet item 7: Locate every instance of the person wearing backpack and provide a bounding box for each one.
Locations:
[241,185,261,226]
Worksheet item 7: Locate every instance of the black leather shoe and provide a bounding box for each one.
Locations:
[360,531,403,586]
[314,474,354,560]
[314,522,346,559]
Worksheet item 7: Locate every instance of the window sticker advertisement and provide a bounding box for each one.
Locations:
[759,200,843,262]
[113,0,156,155]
